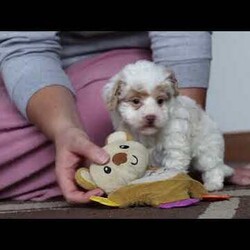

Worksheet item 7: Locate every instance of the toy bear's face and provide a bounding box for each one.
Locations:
[90,139,149,193]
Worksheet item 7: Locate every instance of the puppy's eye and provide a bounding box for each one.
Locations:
[104,166,112,174]
[157,98,165,105]
[131,98,141,105]
[120,145,129,149]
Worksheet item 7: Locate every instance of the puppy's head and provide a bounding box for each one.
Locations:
[103,60,179,135]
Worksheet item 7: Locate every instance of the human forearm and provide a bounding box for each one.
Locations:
[0,32,75,119]
[179,88,207,109]
[26,85,83,141]
[149,31,212,90]
[149,31,211,109]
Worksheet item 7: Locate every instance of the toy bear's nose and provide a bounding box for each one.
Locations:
[112,153,127,166]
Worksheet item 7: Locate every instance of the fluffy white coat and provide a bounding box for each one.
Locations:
[102,60,234,191]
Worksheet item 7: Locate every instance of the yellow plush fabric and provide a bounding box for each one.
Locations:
[107,173,207,207]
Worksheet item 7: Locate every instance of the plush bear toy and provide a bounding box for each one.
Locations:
[75,131,229,208]
[75,131,149,195]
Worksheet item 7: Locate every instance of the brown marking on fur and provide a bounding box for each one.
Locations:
[153,80,179,100]
[107,81,123,111]
[112,153,128,166]
[172,84,179,97]
[125,89,149,99]
[152,85,171,105]
[122,89,149,109]
[167,70,178,84]
[152,85,169,98]
[166,70,179,97]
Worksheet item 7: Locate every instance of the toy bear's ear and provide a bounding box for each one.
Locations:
[106,131,134,144]
[75,168,97,190]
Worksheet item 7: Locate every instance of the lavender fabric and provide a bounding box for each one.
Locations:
[159,199,200,209]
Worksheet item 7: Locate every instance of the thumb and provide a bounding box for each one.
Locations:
[73,137,110,165]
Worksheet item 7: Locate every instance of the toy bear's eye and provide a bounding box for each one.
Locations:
[104,166,112,174]
[120,145,129,149]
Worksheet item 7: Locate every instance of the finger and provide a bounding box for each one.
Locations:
[240,177,250,185]
[56,166,83,202]
[229,167,250,185]
[56,166,104,204]
[235,167,250,177]
[66,188,105,204]
[72,137,109,165]
[243,164,250,169]
[229,175,250,186]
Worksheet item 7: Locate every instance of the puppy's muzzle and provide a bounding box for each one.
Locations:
[145,115,156,126]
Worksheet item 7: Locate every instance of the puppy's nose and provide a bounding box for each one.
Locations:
[145,115,156,123]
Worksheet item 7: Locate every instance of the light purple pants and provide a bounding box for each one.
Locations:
[0,49,151,201]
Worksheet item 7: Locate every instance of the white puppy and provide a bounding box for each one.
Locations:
[102,60,234,191]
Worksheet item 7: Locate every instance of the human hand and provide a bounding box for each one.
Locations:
[228,164,250,186]
[54,127,110,204]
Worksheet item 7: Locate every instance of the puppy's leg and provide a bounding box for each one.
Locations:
[194,133,234,191]
[201,165,234,191]
[153,132,192,173]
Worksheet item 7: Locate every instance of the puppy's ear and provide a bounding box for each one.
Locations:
[166,70,179,97]
[102,76,124,111]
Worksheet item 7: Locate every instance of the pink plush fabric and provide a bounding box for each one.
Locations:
[0,49,152,201]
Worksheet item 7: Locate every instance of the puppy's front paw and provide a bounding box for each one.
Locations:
[202,168,226,191]
[204,181,223,192]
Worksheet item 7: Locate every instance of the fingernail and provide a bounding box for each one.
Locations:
[97,191,104,196]
[97,151,109,164]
